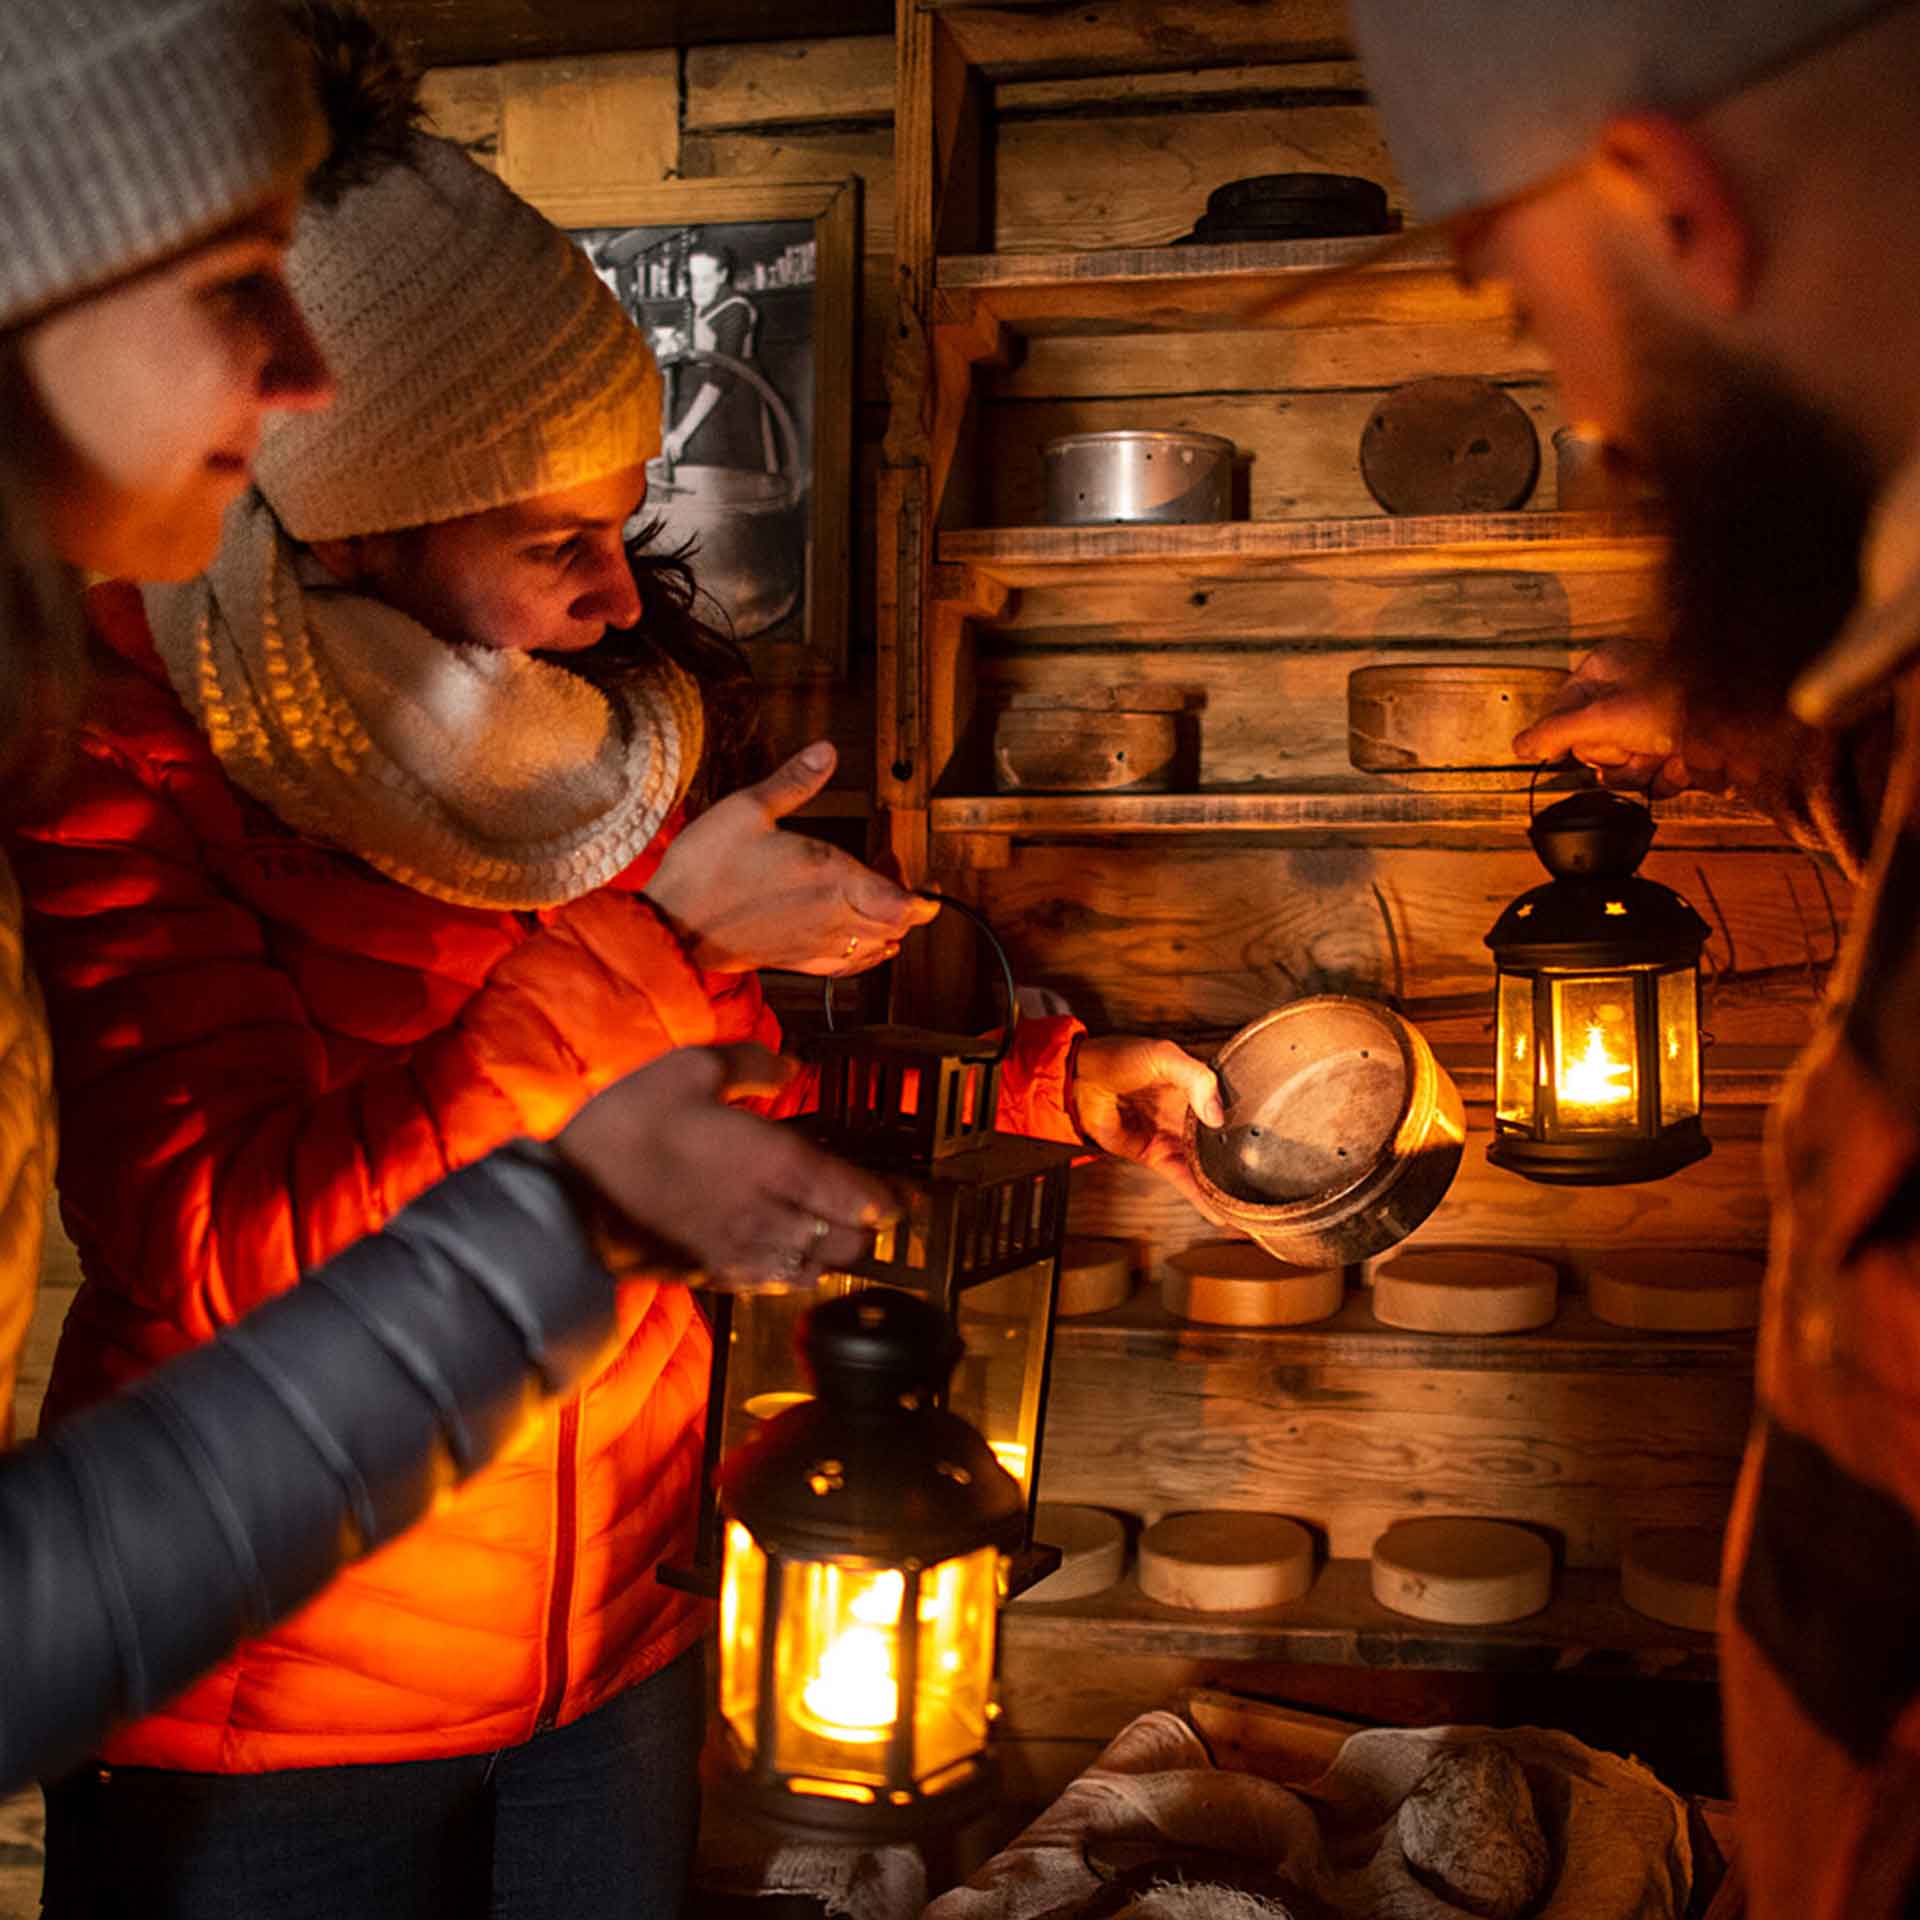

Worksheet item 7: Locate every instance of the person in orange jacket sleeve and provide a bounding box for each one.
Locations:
[12,22,1224,1919]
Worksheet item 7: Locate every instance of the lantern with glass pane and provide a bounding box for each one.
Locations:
[717,1287,1024,1835]
[1485,787,1710,1184]
[661,898,1074,1598]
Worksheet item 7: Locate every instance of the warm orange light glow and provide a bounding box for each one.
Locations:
[743,1392,814,1421]
[796,1571,903,1742]
[988,1441,1029,1484]
[1560,1022,1633,1116]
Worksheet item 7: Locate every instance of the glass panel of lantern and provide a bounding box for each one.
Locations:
[717,1289,1024,1838]
[1485,788,1710,1185]
[664,901,1076,1598]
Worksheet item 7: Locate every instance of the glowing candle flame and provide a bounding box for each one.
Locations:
[798,1572,902,1742]
[1560,1022,1633,1116]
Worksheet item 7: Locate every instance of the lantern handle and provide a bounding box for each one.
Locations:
[1527,754,1657,822]
[822,890,1019,1066]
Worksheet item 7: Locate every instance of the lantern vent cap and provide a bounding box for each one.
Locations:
[719,1287,1024,1563]
[1528,788,1656,880]
[802,1287,961,1412]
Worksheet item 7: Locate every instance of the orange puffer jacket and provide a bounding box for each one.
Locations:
[10,584,1082,1774]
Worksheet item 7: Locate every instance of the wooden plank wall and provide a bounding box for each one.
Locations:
[413,28,1815,1809]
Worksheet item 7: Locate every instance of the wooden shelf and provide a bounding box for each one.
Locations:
[937,233,1459,335]
[1055,1290,1754,1375]
[1003,1560,1717,1679]
[929,785,1779,847]
[939,511,1663,590]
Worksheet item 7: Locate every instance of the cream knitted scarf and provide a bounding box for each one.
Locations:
[146,494,702,910]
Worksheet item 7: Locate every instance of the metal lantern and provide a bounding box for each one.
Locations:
[663,899,1075,1597]
[717,1288,1024,1837]
[1485,787,1710,1185]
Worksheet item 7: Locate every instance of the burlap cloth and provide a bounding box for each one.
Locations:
[925,1709,1692,1920]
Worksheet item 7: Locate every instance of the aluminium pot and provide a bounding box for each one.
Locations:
[1184,997,1466,1267]
[1044,430,1234,526]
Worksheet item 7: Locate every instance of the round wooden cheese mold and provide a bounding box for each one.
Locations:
[1587,1250,1763,1333]
[961,1238,1136,1319]
[1139,1511,1316,1613]
[1011,1504,1129,1605]
[1370,1518,1554,1625]
[1163,1241,1345,1327]
[1621,1527,1723,1633]
[1371,1249,1559,1335]
[1359,376,1541,516]
[1347,663,1571,790]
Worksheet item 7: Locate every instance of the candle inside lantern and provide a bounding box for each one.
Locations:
[796,1569,904,1743]
[743,1391,814,1421]
[1551,981,1639,1127]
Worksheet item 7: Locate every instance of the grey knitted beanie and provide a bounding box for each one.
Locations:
[253,134,662,540]
[1348,0,1897,223]
[0,0,319,330]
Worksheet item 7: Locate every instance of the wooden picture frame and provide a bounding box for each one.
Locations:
[526,177,860,683]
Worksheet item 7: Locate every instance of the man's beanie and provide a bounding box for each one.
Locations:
[253,135,661,540]
[0,0,318,330]
[1347,0,1900,224]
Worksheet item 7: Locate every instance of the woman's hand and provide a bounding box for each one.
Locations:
[644,741,940,975]
[1069,1036,1226,1213]
[556,1044,899,1288]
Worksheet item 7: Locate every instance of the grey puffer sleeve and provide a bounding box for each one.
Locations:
[0,1139,615,1792]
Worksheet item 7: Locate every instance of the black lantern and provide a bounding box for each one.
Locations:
[664,900,1075,1597]
[716,1287,1024,1836]
[1485,788,1710,1185]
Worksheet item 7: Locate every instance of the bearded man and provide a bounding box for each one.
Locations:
[1345,4,1920,1914]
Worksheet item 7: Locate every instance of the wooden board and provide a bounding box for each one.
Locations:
[965,842,1843,1051]
[994,104,1403,255]
[1057,1291,1755,1375]
[1163,1242,1346,1326]
[1588,1250,1765,1333]
[988,565,1659,648]
[977,646,1581,791]
[1371,1518,1554,1625]
[979,389,1567,526]
[936,0,1353,80]
[1001,1561,1716,1677]
[1032,1289,1753,1566]
[1140,1511,1317,1611]
[1371,1250,1560,1335]
[993,321,1553,402]
[1060,1125,1779,1268]
[684,35,896,130]
[1621,1527,1723,1635]
[1014,1503,1129,1603]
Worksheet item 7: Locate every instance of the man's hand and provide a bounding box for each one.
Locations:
[1070,1037,1226,1214]
[1511,640,1705,795]
[644,741,941,975]
[555,1044,899,1289]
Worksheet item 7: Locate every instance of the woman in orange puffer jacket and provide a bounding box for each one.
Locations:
[13,78,1222,1920]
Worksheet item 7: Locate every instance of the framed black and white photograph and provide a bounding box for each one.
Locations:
[526,178,859,682]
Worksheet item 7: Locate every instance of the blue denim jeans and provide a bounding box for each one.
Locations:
[42,1644,704,1920]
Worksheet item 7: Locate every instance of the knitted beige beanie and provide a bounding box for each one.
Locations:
[254,135,661,540]
[0,0,319,330]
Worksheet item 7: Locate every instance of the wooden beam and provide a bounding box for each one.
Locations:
[685,35,896,130]
[932,0,1352,79]
[365,0,893,68]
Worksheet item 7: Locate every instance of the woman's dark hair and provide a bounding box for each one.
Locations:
[550,518,765,814]
[0,335,88,811]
